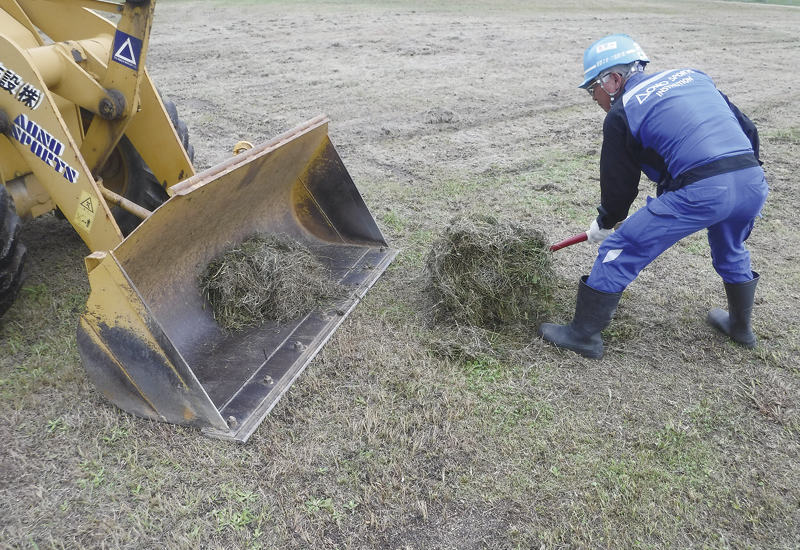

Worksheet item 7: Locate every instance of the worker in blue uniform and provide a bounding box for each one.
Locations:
[538,34,769,359]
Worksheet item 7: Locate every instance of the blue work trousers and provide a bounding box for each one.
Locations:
[587,166,769,294]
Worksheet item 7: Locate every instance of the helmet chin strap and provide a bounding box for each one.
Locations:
[607,78,625,105]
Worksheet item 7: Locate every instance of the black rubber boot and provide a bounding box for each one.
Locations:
[707,272,759,348]
[538,276,622,359]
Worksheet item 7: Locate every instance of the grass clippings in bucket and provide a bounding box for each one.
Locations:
[425,214,554,329]
[200,234,342,331]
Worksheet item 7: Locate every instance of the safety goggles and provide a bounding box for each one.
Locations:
[586,73,611,97]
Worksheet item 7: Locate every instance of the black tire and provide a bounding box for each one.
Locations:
[0,185,27,318]
[97,133,169,236]
[163,99,195,163]
[86,100,194,236]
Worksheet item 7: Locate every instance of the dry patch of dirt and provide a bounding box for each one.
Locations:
[2,1,800,549]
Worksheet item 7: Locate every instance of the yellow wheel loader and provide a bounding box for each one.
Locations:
[0,0,396,442]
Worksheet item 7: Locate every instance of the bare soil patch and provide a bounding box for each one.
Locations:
[2,1,799,549]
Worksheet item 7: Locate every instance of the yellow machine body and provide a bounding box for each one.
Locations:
[1,0,395,442]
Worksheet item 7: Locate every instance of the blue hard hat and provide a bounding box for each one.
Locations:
[579,34,649,89]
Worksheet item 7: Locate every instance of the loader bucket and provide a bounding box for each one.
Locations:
[76,116,397,443]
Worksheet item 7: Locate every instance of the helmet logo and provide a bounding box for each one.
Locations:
[597,41,617,54]
[579,34,649,89]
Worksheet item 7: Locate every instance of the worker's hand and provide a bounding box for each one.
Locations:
[587,219,613,243]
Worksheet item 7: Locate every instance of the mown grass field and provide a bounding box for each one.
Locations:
[2,0,799,548]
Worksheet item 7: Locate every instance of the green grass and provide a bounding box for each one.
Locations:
[3,1,800,548]
[763,127,800,143]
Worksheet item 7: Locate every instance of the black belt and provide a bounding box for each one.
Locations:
[659,153,761,195]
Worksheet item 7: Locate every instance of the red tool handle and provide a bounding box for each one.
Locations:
[549,232,588,252]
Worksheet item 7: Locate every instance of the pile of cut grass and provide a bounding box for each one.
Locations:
[200,234,341,331]
[425,214,554,329]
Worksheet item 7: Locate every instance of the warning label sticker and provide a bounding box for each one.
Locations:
[112,30,143,71]
[74,190,97,233]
